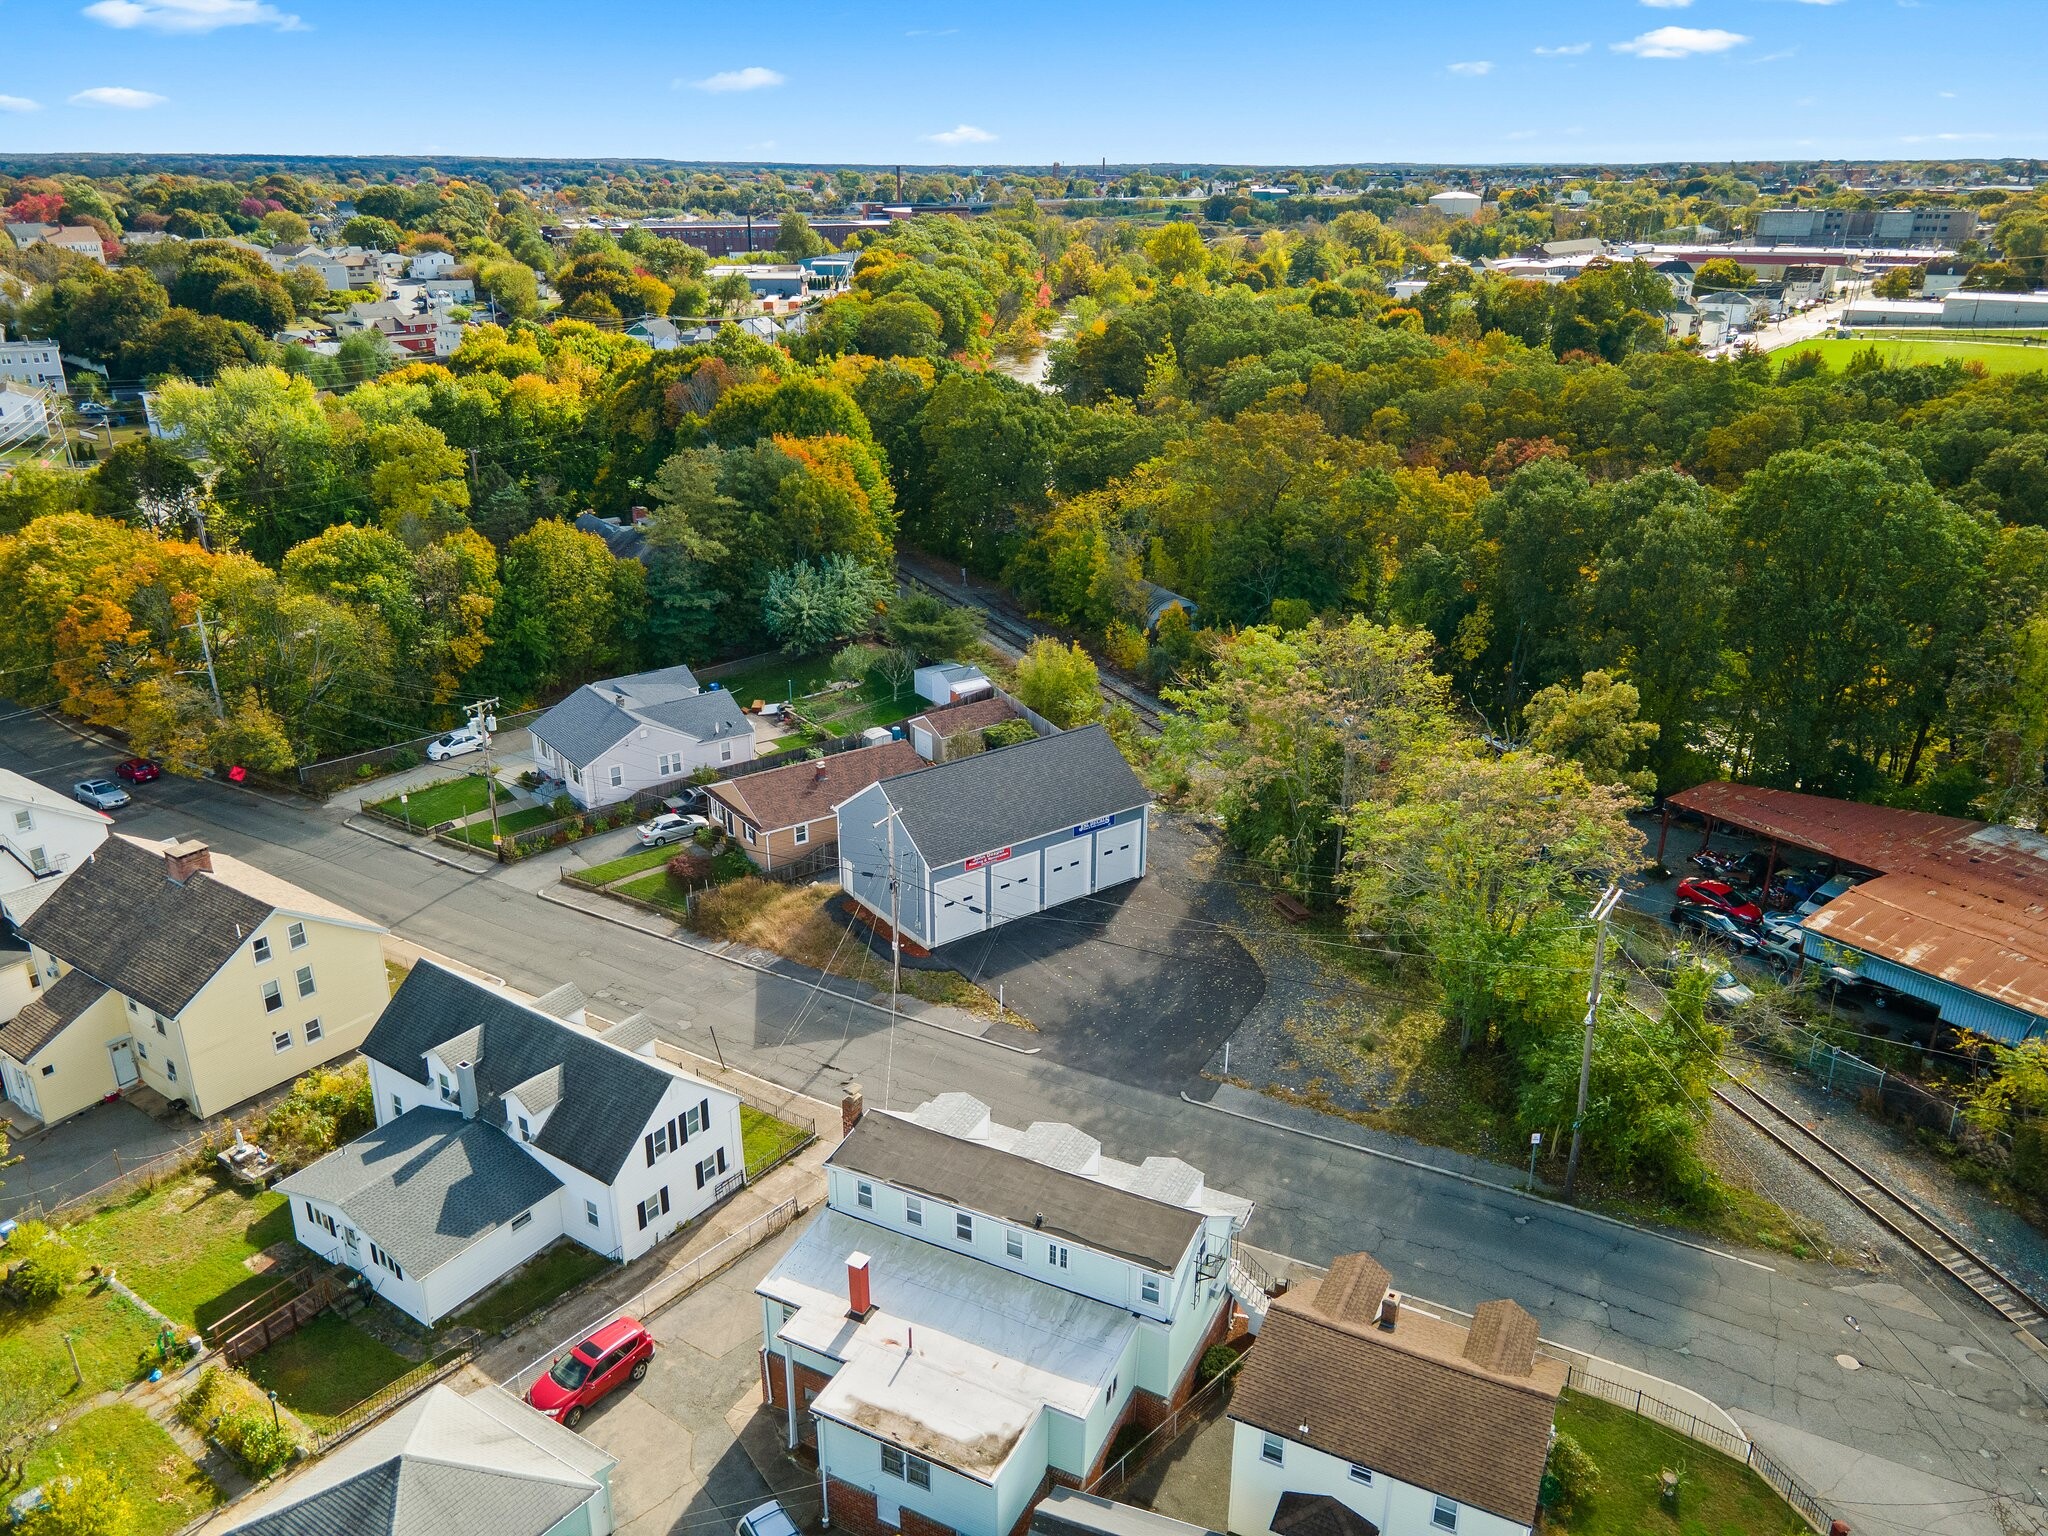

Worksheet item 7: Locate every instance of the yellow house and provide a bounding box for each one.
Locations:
[0,836,388,1128]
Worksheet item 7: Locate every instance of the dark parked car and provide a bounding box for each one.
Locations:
[525,1315,654,1427]
[115,758,162,783]
[1671,903,1761,950]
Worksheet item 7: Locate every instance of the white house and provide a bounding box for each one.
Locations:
[1228,1253,1567,1536]
[0,384,51,444]
[0,334,66,392]
[1426,190,1483,220]
[530,664,755,810]
[0,768,111,925]
[757,1091,1259,1536]
[409,249,457,279]
[220,1383,618,1536]
[277,961,744,1325]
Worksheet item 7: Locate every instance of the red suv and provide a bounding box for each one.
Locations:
[1673,877,1763,927]
[115,758,162,784]
[525,1316,654,1427]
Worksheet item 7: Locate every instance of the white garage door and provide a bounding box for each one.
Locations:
[931,869,988,946]
[1093,823,1142,889]
[1044,841,1092,906]
[989,851,1043,923]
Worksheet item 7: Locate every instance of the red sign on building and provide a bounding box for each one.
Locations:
[965,846,1013,871]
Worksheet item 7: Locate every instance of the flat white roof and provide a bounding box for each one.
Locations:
[761,1209,1136,1477]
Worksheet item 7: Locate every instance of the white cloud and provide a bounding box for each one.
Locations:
[69,86,167,107]
[691,66,784,92]
[1503,129,1540,141]
[83,0,303,33]
[1900,131,1997,143]
[1639,0,1693,7]
[1612,26,1749,57]
[1447,60,1493,76]
[0,94,41,112]
[1937,90,1956,98]
[1533,43,1591,55]
[925,124,995,145]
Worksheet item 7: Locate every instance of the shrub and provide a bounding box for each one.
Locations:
[259,1060,373,1166]
[177,1364,231,1427]
[1102,621,1149,673]
[17,1464,129,1536]
[3,1221,70,1306]
[1196,1343,1239,1385]
[982,720,1036,750]
[218,1409,298,1479]
[388,747,420,770]
[1540,1429,1599,1516]
[549,793,577,819]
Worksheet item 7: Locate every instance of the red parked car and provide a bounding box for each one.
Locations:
[1673,877,1763,927]
[525,1316,654,1427]
[114,758,161,783]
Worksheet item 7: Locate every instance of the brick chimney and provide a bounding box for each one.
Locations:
[163,839,213,885]
[1377,1290,1402,1332]
[840,1081,864,1137]
[846,1252,874,1320]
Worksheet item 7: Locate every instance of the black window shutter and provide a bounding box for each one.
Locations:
[717,1146,728,1174]
[696,1161,707,1189]
[659,1185,670,1214]
[699,1097,710,1132]
[637,1202,648,1230]
[644,1133,656,1167]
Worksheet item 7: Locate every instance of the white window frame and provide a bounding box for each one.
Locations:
[1048,1241,1069,1269]
[1005,1228,1024,1259]
[652,1124,671,1157]
[905,1195,923,1227]
[1141,1274,1161,1305]
[955,1211,973,1241]
[391,1093,403,1119]
[12,809,30,832]
[586,1199,601,1227]
[304,1018,323,1043]
[794,823,809,846]
[27,846,47,874]
[518,1115,531,1141]
[686,1103,705,1135]
[512,1211,533,1231]
[609,764,624,788]
[287,921,308,950]
[856,1179,874,1210]
[1261,1433,1284,1467]
[1349,1465,1374,1485]
[695,1153,718,1186]
[272,1030,292,1053]
[720,741,734,762]
[296,965,316,998]
[262,980,282,1013]
[252,936,271,964]
[1432,1496,1458,1532]
[743,822,756,845]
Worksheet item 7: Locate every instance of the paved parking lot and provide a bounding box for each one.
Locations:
[930,817,1267,1089]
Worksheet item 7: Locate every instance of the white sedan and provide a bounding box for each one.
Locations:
[636,812,708,848]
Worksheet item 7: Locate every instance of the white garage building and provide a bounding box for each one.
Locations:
[834,726,1150,951]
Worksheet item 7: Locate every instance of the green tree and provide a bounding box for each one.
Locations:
[341,214,404,250]
[17,1463,130,1536]
[476,258,539,320]
[761,554,891,652]
[1522,671,1659,793]
[151,367,343,561]
[883,589,980,661]
[1145,222,1208,282]
[774,212,828,260]
[1872,265,1921,299]
[492,520,645,691]
[28,266,168,364]
[1692,257,1753,291]
[118,310,269,382]
[1014,636,1101,728]
[260,207,311,245]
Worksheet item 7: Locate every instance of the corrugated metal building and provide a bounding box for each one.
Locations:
[1663,783,2048,1044]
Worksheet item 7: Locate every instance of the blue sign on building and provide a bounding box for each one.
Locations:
[1071,816,1114,836]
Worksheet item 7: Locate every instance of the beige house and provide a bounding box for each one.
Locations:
[0,836,388,1128]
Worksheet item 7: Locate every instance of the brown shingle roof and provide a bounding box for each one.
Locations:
[1271,1493,1378,1536]
[0,969,109,1062]
[1230,1266,1565,1525]
[904,696,1021,743]
[707,741,922,834]
[1463,1299,1540,1376]
[1315,1252,1392,1328]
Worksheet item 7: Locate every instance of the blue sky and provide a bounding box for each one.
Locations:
[0,0,2039,166]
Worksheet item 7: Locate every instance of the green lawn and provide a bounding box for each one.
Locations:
[447,803,559,848]
[577,845,682,885]
[715,653,924,743]
[368,773,507,826]
[1549,1391,1807,1536]
[240,1312,416,1433]
[742,1105,811,1176]
[1778,336,2048,374]
[19,1403,220,1536]
[0,1282,163,1423]
[63,1176,296,1333]
[453,1242,615,1335]
[616,869,694,913]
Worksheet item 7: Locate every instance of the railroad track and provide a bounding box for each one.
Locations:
[1714,1074,2048,1341]
[895,560,1166,731]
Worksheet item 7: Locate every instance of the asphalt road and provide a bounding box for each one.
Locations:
[6,708,2046,1534]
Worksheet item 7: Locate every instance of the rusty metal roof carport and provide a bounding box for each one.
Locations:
[1664,782,2048,1043]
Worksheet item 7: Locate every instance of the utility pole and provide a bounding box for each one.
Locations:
[185,609,225,718]
[1562,884,1623,1203]
[873,806,904,1109]
[467,697,502,855]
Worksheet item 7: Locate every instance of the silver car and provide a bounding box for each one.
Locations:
[637,812,708,848]
[73,778,130,811]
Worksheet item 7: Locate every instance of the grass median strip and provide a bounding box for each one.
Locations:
[576,845,684,885]
[368,773,506,827]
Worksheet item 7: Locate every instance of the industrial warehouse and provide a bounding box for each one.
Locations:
[1661,782,2048,1045]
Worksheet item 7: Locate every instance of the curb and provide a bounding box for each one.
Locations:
[535,885,1041,1055]
[343,815,494,874]
[1181,1091,1775,1273]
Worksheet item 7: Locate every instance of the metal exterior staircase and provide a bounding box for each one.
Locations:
[1226,1245,1278,1334]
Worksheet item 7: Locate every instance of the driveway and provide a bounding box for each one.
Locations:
[930,817,1266,1089]
[2,1096,195,1220]
[534,1224,806,1536]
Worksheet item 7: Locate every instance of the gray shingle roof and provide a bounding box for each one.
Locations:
[876,725,1149,870]
[18,836,276,1019]
[1032,1487,1222,1536]
[362,962,680,1183]
[221,1384,611,1536]
[276,1107,562,1275]
[829,1111,1200,1272]
[529,666,747,770]
[0,969,109,1062]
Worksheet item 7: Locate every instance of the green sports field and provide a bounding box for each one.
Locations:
[1777,336,2048,374]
